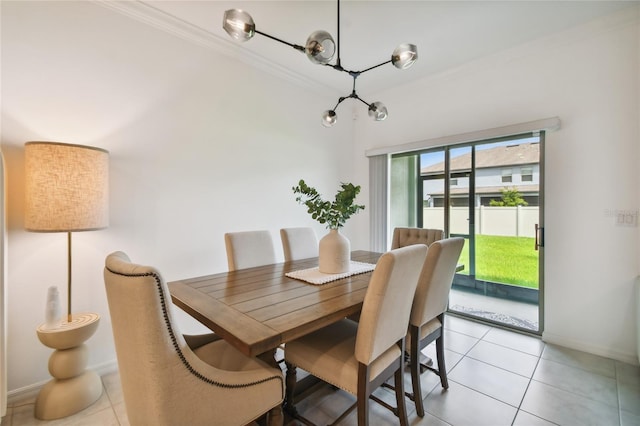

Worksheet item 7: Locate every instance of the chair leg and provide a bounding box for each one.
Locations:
[357,364,370,426]
[435,333,448,389]
[357,397,369,426]
[266,406,284,426]
[409,326,425,417]
[394,364,409,426]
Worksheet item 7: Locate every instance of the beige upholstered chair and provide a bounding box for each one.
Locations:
[391,227,445,249]
[224,230,277,271]
[406,237,464,417]
[104,251,284,426]
[280,227,318,261]
[284,244,428,426]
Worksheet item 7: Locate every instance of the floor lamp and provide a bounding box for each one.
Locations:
[24,141,109,420]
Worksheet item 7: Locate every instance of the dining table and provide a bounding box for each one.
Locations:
[168,250,382,425]
[168,248,463,425]
[167,250,383,361]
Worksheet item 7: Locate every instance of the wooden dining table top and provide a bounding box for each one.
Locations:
[168,250,382,358]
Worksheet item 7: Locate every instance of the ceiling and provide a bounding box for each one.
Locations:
[130,1,634,97]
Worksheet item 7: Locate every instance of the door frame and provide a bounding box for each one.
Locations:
[415,132,545,335]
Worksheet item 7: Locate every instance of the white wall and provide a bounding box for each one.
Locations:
[1,1,360,393]
[355,6,640,363]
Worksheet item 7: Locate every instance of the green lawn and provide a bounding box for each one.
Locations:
[457,235,539,289]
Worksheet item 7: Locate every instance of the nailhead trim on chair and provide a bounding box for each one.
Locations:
[106,267,284,391]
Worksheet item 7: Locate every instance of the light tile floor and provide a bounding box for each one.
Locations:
[3,315,639,426]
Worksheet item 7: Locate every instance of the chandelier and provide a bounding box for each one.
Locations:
[222,0,418,127]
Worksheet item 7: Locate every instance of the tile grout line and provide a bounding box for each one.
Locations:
[448,321,561,426]
[447,333,534,417]
[509,350,560,426]
[533,355,622,411]
[443,331,530,422]
[102,380,126,426]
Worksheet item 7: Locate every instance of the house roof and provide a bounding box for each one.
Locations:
[421,142,540,175]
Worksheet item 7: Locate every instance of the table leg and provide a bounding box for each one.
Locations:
[283,362,319,426]
[283,361,297,415]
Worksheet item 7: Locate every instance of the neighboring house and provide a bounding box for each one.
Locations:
[421,142,540,207]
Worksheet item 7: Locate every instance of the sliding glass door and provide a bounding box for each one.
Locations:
[390,133,544,334]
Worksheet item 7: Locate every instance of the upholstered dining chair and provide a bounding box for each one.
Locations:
[284,244,428,426]
[406,237,464,417]
[104,251,284,426]
[391,227,445,249]
[280,227,318,261]
[225,229,287,363]
[224,230,277,271]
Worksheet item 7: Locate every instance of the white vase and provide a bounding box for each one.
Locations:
[44,286,62,330]
[319,229,351,274]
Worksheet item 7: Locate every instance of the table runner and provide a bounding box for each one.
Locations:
[285,261,376,285]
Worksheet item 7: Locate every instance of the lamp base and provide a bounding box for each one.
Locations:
[35,370,102,420]
[35,313,102,420]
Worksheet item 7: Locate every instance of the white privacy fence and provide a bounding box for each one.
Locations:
[423,206,539,237]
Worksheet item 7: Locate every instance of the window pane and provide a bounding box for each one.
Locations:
[421,150,445,230]
[501,168,513,183]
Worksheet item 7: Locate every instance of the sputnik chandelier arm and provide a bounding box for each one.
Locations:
[222,0,417,127]
[254,29,305,53]
[321,73,388,127]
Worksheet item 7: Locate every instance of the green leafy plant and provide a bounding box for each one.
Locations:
[292,179,365,229]
[489,187,528,207]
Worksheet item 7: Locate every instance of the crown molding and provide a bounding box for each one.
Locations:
[92,0,336,95]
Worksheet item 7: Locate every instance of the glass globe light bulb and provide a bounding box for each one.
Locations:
[223,9,255,42]
[391,43,418,69]
[368,102,388,121]
[321,110,337,127]
[305,30,336,65]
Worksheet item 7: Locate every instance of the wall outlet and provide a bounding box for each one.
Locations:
[615,210,638,227]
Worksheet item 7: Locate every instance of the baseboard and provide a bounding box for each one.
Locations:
[542,331,639,366]
[7,359,119,405]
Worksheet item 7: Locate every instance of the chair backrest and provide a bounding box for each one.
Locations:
[104,251,283,425]
[280,227,318,261]
[391,227,444,249]
[355,244,428,365]
[410,237,465,328]
[224,230,277,271]
[103,251,201,424]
